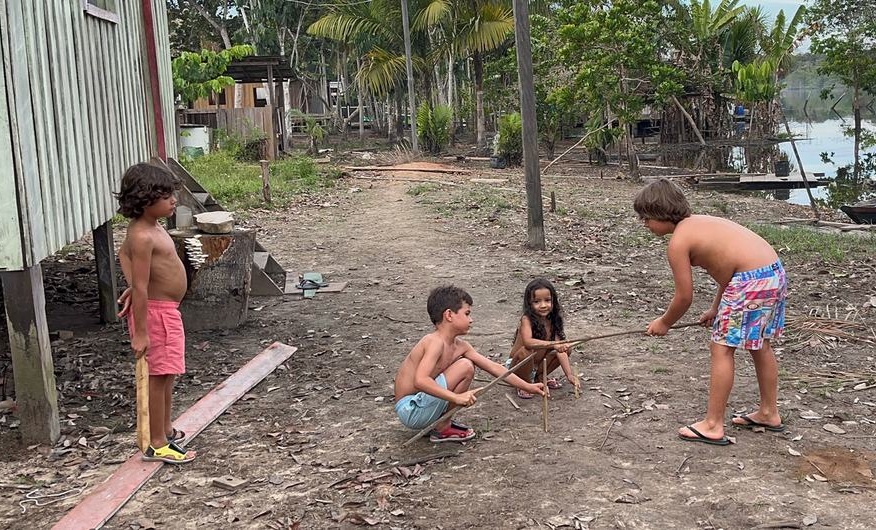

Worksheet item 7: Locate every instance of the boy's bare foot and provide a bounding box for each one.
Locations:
[732,412,785,432]
[678,420,724,442]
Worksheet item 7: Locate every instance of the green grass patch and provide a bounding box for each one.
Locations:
[183,151,338,211]
[747,223,876,263]
[407,183,438,196]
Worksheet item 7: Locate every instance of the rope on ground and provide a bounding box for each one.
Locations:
[19,483,87,513]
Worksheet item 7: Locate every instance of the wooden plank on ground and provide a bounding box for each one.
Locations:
[52,342,297,530]
[344,165,471,174]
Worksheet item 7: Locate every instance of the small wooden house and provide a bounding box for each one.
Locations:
[0,1,176,443]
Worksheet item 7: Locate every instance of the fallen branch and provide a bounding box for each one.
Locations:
[349,174,460,187]
[543,121,614,174]
[599,419,616,450]
[344,165,471,174]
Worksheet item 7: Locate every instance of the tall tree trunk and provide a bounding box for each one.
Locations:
[474,51,486,150]
[191,2,241,108]
[387,94,395,141]
[395,91,404,140]
[448,52,456,146]
[853,83,861,180]
[356,56,365,141]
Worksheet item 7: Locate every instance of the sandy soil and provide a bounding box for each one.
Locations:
[1,158,875,529]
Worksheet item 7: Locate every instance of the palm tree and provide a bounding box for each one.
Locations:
[452,1,514,150]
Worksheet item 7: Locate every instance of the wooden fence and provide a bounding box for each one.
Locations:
[179,106,284,159]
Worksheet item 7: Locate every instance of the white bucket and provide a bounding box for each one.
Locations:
[175,206,193,228]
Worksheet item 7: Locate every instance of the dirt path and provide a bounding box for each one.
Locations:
[2,172,875,529]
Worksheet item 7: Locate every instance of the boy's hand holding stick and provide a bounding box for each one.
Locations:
[402,350,541,447]
[553,321,702,350]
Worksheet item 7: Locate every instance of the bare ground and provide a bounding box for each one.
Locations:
[1,160,875,529]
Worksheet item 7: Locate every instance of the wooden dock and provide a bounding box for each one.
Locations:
[695,173,830,191]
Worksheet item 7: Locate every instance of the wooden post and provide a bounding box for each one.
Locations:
[779,106,820,220]
[1,265,60,444]
[512,0,545,250]
[541,358,549,432]
[400,0,418,152]
[550,191,556,213]
[92,220,118,323]
[260,160,271,204]
[266,65,277,160]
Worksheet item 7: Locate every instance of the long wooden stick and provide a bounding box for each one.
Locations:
[558,321,702,349]
[135,356,150,453]
[542,121,613,174]
[401,350,538,447]
[542,358,549,433]
[573,361,580,399]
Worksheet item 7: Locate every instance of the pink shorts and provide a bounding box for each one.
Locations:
[128,300,186,376]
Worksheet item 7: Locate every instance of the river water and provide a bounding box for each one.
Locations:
[781,118,876,207]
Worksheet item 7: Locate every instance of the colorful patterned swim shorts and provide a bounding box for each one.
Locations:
[712,260,787,350]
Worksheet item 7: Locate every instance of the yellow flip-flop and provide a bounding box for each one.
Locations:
[142,443,196,464]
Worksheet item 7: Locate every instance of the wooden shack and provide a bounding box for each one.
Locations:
[180,55,295,159]
[0,0,176,443]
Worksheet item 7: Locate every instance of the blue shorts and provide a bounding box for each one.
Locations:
[395,374,449,430]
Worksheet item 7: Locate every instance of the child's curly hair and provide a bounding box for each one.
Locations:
[633,179,692,224]
[116,163,180,218]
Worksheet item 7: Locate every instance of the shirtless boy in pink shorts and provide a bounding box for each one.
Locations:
[635,179,787,446]
[117,163,195,463]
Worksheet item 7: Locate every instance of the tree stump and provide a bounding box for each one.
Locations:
[171,229,255,332]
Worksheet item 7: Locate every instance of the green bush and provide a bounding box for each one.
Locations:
[496,113,523,166]
[182,151,337,210]
[213,125,267,162]
[416,103,452,154]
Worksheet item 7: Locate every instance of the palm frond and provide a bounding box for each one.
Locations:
[413,0,451,31]
[459,2,513,53]
[357,47,408,96]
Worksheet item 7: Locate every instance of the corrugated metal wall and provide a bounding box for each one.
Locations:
[0,0,176,271]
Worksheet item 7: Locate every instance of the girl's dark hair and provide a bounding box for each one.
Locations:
[522,278,565,341]
[116,163,180,218]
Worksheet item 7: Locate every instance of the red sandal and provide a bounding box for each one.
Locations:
[429,424,476,443]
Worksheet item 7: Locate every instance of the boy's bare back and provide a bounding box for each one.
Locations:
[120,219,187,302]
[394,332,468,400]
[671,215,778,285]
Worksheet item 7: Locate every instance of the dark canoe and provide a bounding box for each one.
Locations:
[840,199,876,224]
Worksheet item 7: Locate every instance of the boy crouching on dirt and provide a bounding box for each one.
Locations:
[394,286,545,442]
[635,179,787,446]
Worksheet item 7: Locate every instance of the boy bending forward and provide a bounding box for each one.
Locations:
[635,179,787,446]
[395,286,545,442]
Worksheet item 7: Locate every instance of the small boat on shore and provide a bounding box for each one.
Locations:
[840,199,876,224]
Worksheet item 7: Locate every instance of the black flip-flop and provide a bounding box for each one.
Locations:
[679,425,731,446]
[295,278,328,290]
[450,420,470,431]
[732,414,786,432]
[167,427,186,445]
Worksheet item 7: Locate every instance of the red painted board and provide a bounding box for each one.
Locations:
[52,342,297,530]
